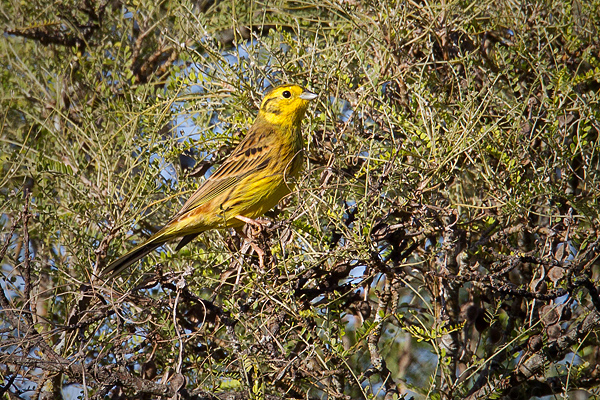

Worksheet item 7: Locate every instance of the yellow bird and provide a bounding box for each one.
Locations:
[101,84,317,278]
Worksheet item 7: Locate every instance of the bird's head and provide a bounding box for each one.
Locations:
[258,84,317,127]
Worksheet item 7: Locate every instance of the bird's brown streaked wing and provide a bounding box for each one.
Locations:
[170,141,274,220]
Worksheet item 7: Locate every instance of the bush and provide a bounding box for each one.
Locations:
[1,1,600,399]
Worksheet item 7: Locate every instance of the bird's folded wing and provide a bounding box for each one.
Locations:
[170,142,273,220]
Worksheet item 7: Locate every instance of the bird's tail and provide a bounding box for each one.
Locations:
[100,236,167,279]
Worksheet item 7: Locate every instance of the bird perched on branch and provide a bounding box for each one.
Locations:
[101,84,317,278]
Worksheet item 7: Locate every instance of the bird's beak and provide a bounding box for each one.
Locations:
[299,90,318,101]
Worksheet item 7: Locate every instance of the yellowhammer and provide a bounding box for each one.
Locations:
[101,84,317,278]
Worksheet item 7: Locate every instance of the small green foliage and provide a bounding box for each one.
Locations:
[403,322,466,344]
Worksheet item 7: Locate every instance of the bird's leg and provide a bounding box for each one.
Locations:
[234,215,266,229]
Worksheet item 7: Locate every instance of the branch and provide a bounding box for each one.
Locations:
[465,310,600,400]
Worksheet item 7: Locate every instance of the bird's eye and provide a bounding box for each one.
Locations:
[282,90,291,98]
